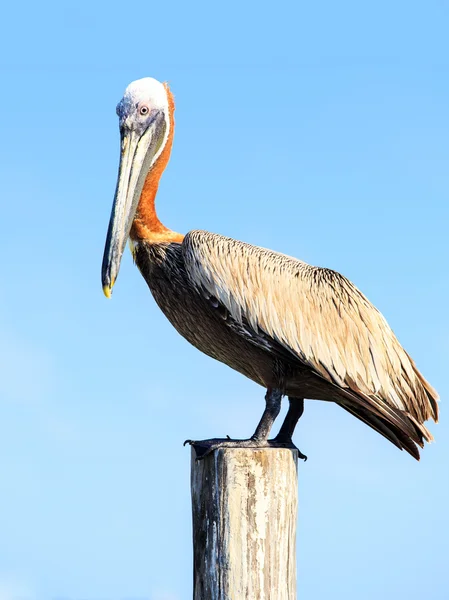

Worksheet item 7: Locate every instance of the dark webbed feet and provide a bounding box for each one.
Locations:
[271,437,308,461]
[183,437,302,460]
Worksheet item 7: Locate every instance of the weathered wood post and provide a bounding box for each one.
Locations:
[191,448,298,599]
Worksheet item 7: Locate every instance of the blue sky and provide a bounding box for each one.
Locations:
[1,1,448,598]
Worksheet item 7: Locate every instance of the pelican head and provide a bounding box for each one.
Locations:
[101,77,171,298]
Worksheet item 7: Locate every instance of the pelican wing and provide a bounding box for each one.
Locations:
[183,230,438,447]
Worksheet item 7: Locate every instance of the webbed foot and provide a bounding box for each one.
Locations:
[183,437,306,461]
[272,434,307,461]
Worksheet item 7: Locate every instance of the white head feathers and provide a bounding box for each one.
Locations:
[117,77,169,122]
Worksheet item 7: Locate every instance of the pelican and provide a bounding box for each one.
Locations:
[102,77,439,461]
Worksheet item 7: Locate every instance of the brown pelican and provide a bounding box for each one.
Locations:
[102,77,439,461]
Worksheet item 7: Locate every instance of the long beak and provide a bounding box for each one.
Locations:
[101,113,165,297]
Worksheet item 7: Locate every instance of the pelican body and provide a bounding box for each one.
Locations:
[102,78,439,460]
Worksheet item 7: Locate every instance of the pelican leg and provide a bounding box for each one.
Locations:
[184,388,289,460]
[252,387,283,441]
[273,397,307,460]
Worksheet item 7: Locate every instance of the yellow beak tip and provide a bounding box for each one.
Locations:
[103,284,113,299]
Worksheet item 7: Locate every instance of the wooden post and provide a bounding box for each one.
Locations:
[191,448,298,600]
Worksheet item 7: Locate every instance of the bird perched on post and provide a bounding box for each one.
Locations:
[102,77,439,461]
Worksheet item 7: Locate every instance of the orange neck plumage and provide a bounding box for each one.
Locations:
[130,83,184,244]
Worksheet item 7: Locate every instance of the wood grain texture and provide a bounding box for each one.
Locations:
[191,448,298,600]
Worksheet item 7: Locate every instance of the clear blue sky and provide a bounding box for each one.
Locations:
[1,1,448,599]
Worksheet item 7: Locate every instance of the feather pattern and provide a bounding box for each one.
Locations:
[182,230,439,455]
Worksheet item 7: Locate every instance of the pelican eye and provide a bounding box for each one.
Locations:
[140,106,149,116]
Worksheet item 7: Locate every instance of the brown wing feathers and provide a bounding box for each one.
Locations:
[183,230,439,459]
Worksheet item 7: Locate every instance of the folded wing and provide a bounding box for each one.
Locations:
[183,230,439,457]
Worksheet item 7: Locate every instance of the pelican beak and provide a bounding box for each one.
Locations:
[101,112,166,297]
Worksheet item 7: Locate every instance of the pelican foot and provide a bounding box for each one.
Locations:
[183,437,307,461]
[272,435,308,461]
